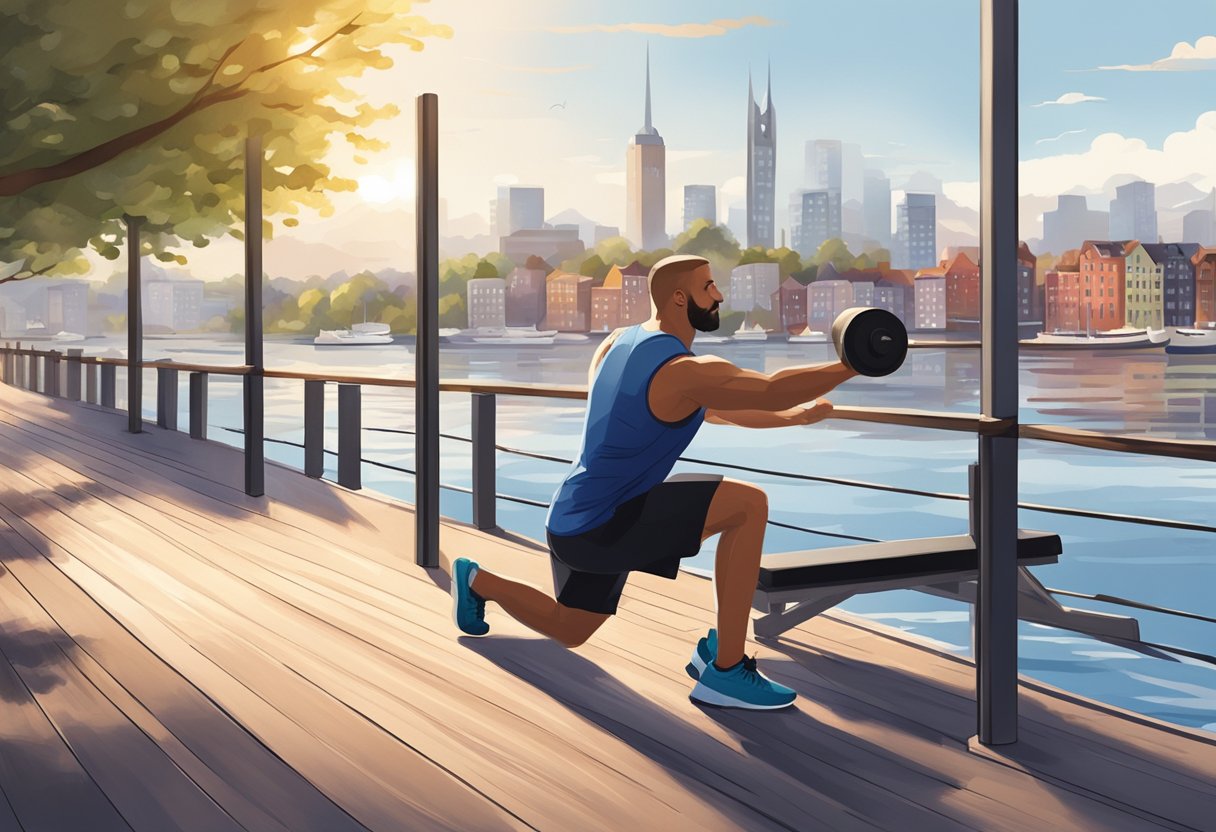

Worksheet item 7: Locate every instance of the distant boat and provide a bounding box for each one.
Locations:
[554,332,589,343]
[51,331,86,342]
[693,331,730,344]
[351,321,391,337]
[313,329,394,346]
[1165,327,1216,355]
[447,326,557,345]
[787,325,828,344]
[1019,328,1170,350]
[731,321,770,342]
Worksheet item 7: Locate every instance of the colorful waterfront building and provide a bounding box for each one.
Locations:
[771,276,808,333]
[1193,247,1216,326]
[544,271,593,332]
[1122,243,1163,329]
[619,260,652,326]
[942,251,980,330]
[1078,240,1134,332]
[590,265,624,332]
[1143,243,1200,328]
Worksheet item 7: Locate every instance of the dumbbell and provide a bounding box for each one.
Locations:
[831,307,908,377]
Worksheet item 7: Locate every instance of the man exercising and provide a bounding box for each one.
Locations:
[452,254,857,709]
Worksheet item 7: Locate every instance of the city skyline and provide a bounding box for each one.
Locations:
[35,1,1216,281]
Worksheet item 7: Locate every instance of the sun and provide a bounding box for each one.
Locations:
[357,163,415,204]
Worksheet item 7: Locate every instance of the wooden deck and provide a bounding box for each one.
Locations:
[0,383,1213,832]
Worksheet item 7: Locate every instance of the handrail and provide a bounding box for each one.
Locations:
[3,345,1214,460]
[1020,424,1216,463]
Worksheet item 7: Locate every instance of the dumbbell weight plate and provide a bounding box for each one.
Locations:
[831,307,909,377]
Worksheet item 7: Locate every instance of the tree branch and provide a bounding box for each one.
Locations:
[0,264,55,285]
[0,17,363,198]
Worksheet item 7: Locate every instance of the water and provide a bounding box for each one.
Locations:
[71,333,1216,734]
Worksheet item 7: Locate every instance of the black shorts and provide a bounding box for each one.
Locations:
[546,473,724,615]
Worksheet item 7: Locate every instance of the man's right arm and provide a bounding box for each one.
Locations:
[656,355,857,412]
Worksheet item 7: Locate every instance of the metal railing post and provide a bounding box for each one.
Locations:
[101,364,116,408]
[243,130,266,497]
[472,392,496,530]
[49,350,61,397]
[157,364,179,430]
[338,383,361,490]
[977,0,1020,747]
[66,349,83,401]
[125,214,144,434]
[86,361,99,404]
[304,379,325,478]
[189,372,208,439]
[29,349,41,393]
[415,91,440,567]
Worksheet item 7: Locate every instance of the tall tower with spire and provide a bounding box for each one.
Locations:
[747,64,777,249]
[626,45,667,251]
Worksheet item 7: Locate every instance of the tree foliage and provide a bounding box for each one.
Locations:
[0,0,450,282]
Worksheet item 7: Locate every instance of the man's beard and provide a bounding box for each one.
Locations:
[687,296,721,332]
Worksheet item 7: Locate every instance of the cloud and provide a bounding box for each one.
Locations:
[1032,92,1105,107]
[720,175,746,197]
[1093,35,1216,72]
[545,16,778,39]
[1020,110,1216,197]
[1036,128,1088,145]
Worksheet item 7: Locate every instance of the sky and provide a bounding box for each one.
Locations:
[143,0,1216,277]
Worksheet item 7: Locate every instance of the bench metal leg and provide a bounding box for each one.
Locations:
[753,591,852,639]
[921,568,1140,642]
[1014,567,1140,642]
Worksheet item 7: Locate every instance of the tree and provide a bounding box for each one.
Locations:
[672,220,741,262]
[811,238,858,273]
[0,1,450,283]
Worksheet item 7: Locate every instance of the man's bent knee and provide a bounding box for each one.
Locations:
[554,603,610,648]
[703,479,768,537]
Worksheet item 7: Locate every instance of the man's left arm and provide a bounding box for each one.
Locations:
[705,400,834,429]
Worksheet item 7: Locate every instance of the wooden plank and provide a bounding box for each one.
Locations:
[0,482,525,832]
[0,425,1181,832]
[0,574,243,832]
[0,445,846,831]
[0,633,132,832]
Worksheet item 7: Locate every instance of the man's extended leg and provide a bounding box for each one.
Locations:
[470,569,609,647]
[699,479,769,669]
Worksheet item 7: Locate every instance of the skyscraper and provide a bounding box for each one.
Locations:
[897,193,937,270]
[789,189,841,257]
[863,170,892,248]
[1042,194,1109,256]
[746,66,776,249]
[626,46,666,251]
[1109,180,1157,243]
[805,140,842,191]
[492,186,545,238]
[683,185,717,229]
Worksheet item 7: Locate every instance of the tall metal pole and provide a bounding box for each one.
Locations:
[244,132,266,497]
[416,93,440,567]
[978,0,1020,746]
[124,214,144,433]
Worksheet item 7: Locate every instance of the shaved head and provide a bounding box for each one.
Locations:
[649,255,710,309]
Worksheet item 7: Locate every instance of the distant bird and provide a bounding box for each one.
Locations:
[549,100,567,110]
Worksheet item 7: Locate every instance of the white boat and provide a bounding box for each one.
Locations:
[313,329,394,346]
[731,321,770,342]
[1165,326,1216,355]
[554,332,590,343]
[448,326,558,345]
[51,331,86,342]
[1019,328,1170,350]
[351,321,391,336]
[693,332,730,344]
[787,325,828,344]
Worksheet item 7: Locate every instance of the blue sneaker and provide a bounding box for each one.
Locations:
[452,558,489,637]
[689,654,796,710]
[684,628,717,680]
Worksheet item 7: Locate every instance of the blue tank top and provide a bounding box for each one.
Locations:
[546,325,705,536]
